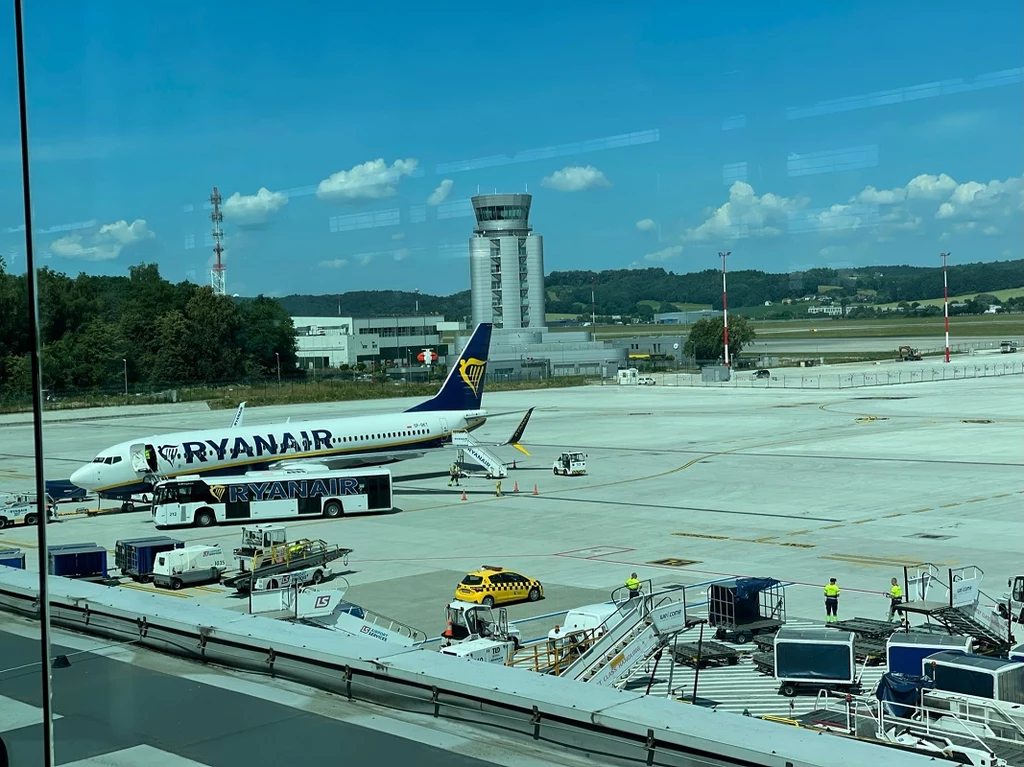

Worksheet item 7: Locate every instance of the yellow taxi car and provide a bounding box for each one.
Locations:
[454,566,544,607]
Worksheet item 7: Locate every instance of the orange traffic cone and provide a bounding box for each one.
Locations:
[461,490,468,501]
[532,484,539,496]
[513,481,519,493]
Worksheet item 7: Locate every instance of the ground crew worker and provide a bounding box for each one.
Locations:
[494,480,502,497]
[625,572,641,598]
[824,578,840,623]
[448,463,460,487]
[887,577,904,621]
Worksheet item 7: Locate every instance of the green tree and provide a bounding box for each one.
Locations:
[150,310,195,385]
[683,316,756,362]
[238,295,298,377]
[181,288,243,383]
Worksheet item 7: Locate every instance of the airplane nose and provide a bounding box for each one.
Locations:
[70,465,92,489]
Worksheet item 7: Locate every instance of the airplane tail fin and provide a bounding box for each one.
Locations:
[505,407,535,456]
[406,323,492,413]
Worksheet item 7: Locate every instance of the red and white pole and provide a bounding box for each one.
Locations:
[941,252,950,363]
[720,251,731,366]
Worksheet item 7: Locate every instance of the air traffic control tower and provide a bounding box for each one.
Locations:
[469,194,546,331]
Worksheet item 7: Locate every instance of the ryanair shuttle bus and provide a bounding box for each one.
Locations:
[152,466,393,528]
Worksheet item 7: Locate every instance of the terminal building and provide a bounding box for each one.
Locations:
[291,316,460,370]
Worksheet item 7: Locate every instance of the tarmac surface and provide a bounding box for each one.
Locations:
[1,357,1022,643]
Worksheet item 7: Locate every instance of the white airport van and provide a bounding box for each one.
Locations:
[152,545,228,590]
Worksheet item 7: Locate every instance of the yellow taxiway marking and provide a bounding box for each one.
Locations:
[909,508,932,514]
[821,524,844,530]
[992,493,1011,498]
[940,502,961,508]
[672,532,728,540]
[820,552,959,569]
[788,530,812,536]
[965,498,987,503]
[852,518,875,524]
[119,583,191,598]
[881,513,904,519]
[673,531,814,549]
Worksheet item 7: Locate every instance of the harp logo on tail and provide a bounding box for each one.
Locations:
[459,357,487,397]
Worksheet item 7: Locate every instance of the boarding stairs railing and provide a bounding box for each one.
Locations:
[562,583,690,686]
[451,430,507,479]
[902,564,1013,653]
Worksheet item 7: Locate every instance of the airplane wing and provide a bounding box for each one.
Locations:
[267,451,428,472]
[454,407,535,456]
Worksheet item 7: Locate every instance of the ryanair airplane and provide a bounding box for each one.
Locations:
[70,323,533,499]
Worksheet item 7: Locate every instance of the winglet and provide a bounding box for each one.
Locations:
[506,407,535,456]
[231,401,247,428]
[406,323,493,413]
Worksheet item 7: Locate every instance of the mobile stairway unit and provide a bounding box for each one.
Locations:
[451,430,508,479]
[559,583,692,687]
[223,539,352,593]
[899,564,1015,655]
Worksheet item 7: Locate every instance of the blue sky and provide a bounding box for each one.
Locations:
[1,1,1021,297]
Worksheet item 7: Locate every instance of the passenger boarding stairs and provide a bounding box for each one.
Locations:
[451,430,507,479]
[901,564,1014,654]
[560,582,691,687]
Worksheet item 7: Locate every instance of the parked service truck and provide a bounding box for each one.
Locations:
[152,545,228,590]
[999,575,1024,623]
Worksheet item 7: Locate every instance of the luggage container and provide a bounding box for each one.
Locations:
[114,536,184,582]
[0,548,25,569]
[1010,643,1024,663]
[152,545,228,590]
[887,632,973,676]
[708,577,785,643]
[47,543,108,580]
[774,627,858,697]
[922,650,1024,704]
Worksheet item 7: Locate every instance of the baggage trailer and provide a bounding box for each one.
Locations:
[708,577,786,644]
[774,628,860,698]
[114,536,184,582]
[223,539,352,593]
[0,548,25,569]
[48,543,109,581]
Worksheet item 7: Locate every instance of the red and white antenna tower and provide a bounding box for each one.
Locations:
[719,251,731,366]
[210,187,226,295]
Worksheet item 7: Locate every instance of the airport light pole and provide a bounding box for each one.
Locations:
[941,252,951,363]
[275,352,281,384]
[719,251,731,366]
[122,358,128,395]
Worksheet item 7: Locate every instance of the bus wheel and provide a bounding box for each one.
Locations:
[195,510,215,527]
[324,501,343,518]
[0,518,7,529]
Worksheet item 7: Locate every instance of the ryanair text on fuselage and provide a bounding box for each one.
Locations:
[166,429,336,465]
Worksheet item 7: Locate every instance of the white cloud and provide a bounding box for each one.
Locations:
[856,185,906,205]
[222,187,288,224]
[319,258,348,268]
[644,245,682,262]
[50,218,154,261]
[935,175,1023,220]
[317,158,418,202]
[541,165,611,192]
[427,179,454,206]
[360,255,374,266]
[982,225,1000,236]
[635,218,656,231]
[391,232,406,240]
[393,247,411,261]
[905,173,958,200]
[684,181,808,241]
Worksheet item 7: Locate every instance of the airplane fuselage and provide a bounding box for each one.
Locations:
[71,409,486,497]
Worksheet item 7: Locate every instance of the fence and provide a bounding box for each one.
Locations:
[655,360,1024,390]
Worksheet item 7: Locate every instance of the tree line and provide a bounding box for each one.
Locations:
[0,262,298,401]
[276,258,1022,321]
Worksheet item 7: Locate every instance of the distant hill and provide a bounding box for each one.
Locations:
[271,259,1023,320]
